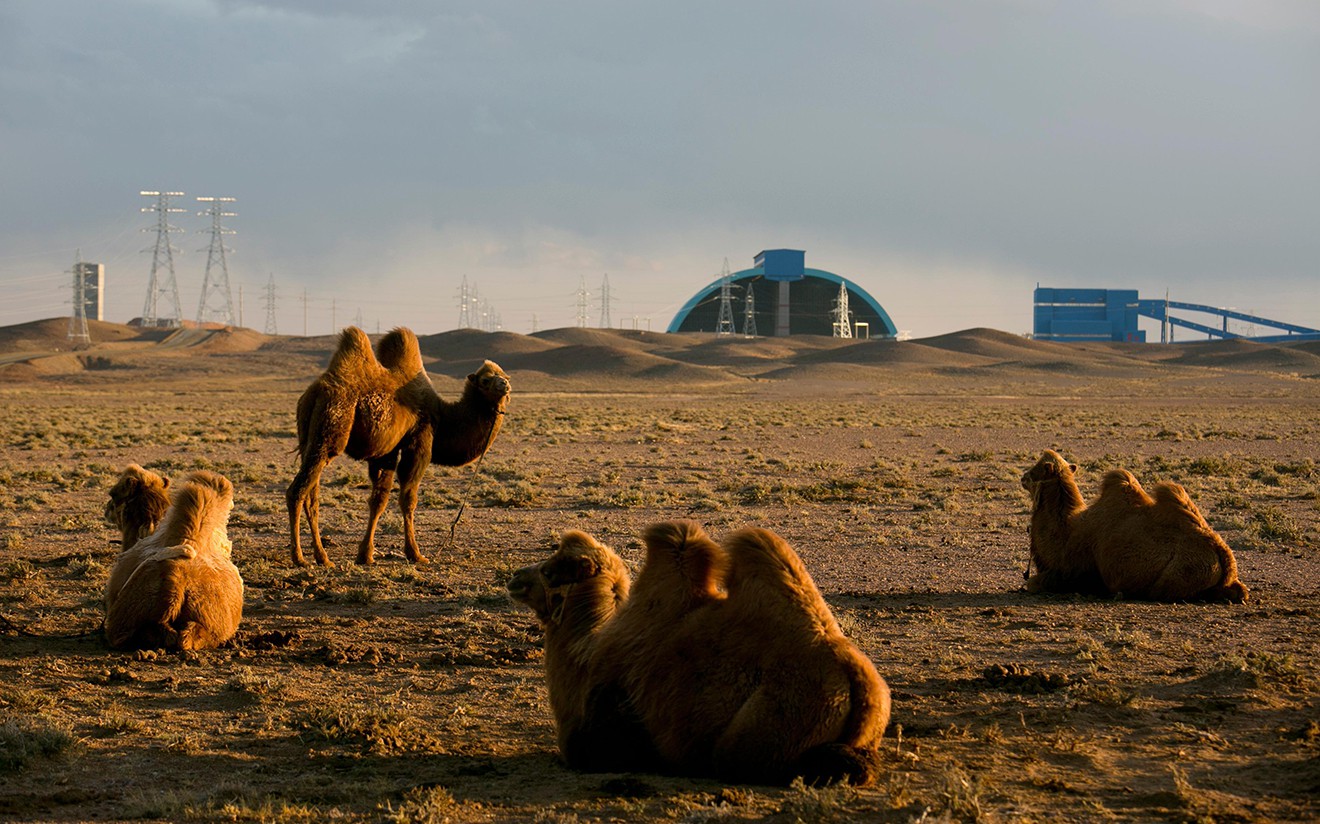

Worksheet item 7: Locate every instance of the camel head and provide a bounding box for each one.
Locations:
[508,530,630,626]
[105,464,171,544]
[1021,450,1078,494]
[466,360,512,412]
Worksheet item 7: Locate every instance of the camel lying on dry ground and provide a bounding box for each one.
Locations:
[104,470,244,651]
[1021,449,1249,602]
[286,326,511,566]
[508,521,890,785]
[104,464,171,550]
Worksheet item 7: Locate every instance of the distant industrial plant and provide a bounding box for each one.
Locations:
[1032,287,1320,343]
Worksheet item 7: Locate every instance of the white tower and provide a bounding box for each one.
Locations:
[831,280,853,339]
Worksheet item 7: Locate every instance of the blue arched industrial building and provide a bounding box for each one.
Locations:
[667,250,898,338]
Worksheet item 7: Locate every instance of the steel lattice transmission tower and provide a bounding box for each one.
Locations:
[263,273,279,335]
[716,258,735,336]
[67,250,90,344]
[831,280,853,339]
[743,283,757,338]
[598,273,615,328]
[139,190,186,327]
[457,276,478,328]
[196,197,237,326]
[575,276,590,327]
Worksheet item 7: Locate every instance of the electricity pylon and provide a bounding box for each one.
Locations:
[716,258,735,336]
[743,283,758,338]
[196,197,237,326]
[67,250,90,343]
[140,190,186,327]
[831,280,853,338]
[576,276,589,327]
[599,273,615,328]
[263,273,278,335]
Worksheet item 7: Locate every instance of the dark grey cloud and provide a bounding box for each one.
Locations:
[1,1,1316,335]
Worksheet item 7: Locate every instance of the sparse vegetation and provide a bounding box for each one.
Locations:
[0,331,1315,821]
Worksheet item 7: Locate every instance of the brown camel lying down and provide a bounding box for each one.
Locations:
[1021,449,1249,602]
[105,470,244,651]
[287,326,510,566]
[104,464,171,550]
[508,521,891,785]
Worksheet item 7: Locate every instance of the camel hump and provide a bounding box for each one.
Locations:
[181,470,234,501]
[722,527,830,622]
[1151,481,1208,523]
[641,520,727,598]
[326,326,378,376]
[376,327,425,377]
[1099,469,1152,504]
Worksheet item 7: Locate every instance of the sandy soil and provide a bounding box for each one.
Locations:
[0,321,1317,823]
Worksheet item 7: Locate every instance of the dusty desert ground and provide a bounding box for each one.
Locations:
[0,317,1317,823]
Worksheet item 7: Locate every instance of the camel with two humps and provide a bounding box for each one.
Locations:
[286,326,510,566]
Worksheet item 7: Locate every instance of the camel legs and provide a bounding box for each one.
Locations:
[287,458,334,567]
[357,456,397,565]
[396,432,433,564]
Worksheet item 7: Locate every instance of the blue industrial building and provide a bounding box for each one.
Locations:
[668,250,898,338]
[1033,287,1320,343]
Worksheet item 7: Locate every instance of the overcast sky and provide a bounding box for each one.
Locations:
[2,0,1317,338]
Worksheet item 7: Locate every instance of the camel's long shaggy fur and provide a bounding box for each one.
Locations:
[286,326,510,566]
[104,470,243,651]
[104,464,171,551]
[509,522,891,786]
[505,530,655,771]
[1021,449,1249,602]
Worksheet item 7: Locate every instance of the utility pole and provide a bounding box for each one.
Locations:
[139,190,186,327]
[263,273,278,335]
[195,197,237,326]
[302,288,308,337]
[67,249,91,344]
[716,258,735,336]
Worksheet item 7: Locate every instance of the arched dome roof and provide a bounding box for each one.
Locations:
[668,265,898,338]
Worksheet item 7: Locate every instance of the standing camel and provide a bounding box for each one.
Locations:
[286,326,511,566]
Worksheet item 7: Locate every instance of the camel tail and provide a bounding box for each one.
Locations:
[791,743,882,787]
[376,327,425,377]
[790,650,890,787]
